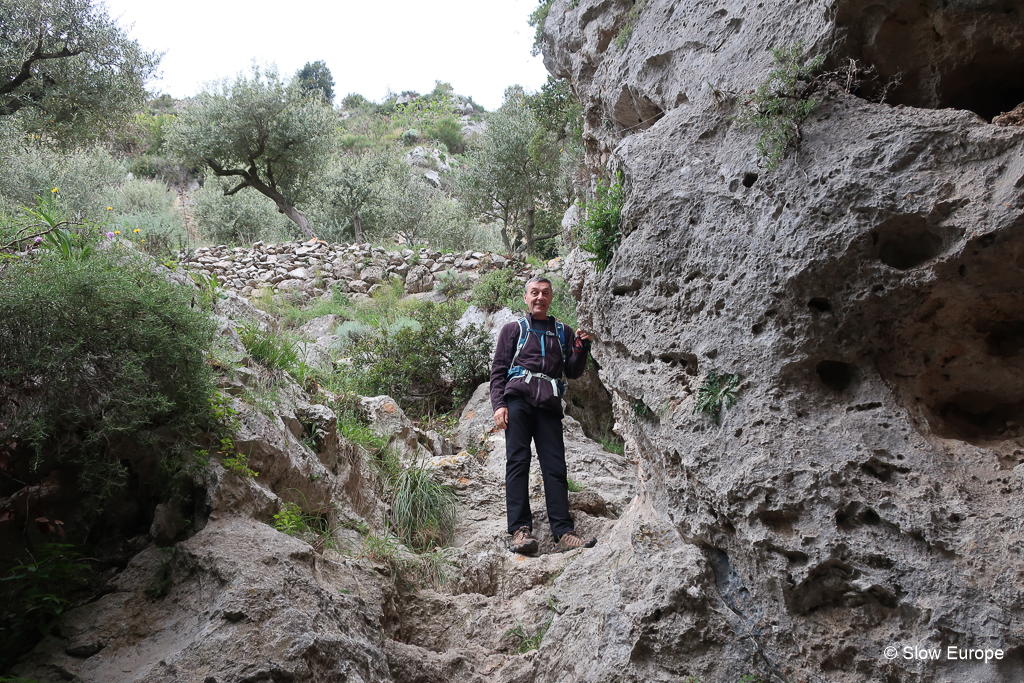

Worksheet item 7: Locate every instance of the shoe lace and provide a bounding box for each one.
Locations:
[561,531,583,546]
[515,527,533,542]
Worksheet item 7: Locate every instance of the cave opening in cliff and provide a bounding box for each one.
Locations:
[835,0,1024,121]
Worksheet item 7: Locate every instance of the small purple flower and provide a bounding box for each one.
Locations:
[34,236,42,244]
[106,231,115,238]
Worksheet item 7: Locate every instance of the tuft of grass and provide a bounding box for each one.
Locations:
[391,465,459,550]
[507,616,551,653]
[693,371,742,424]
[566,477,583,493]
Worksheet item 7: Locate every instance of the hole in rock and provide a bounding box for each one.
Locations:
[752,323,764,335]
[808,297,832,313]
[817,360,857,392]
[869,214,959,270]
[742,172,758,188]
[835,0,1024,120]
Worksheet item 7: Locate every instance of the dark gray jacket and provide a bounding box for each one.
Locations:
[490,314,590,415]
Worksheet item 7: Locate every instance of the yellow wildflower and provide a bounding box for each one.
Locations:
[114,230,121,235]
[106,207,112,211]
[51,187,58,193]
[133,228,140,233]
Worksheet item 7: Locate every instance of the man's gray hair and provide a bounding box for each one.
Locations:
[524,276,553,293]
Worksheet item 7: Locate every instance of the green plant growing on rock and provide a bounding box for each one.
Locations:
[580,175,624,273]
[613,0,650,49]
[694,371,742,424]
[566,477,583,493]
[736,42,825,171]
[0,249,217,508]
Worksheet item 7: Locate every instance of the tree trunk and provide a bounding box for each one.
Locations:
[500,207,512,254]
[353,212,364,242]
[279,203,314,240]
[525,207,536,255]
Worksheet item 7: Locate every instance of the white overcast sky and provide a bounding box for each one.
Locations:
[102,0,550,111]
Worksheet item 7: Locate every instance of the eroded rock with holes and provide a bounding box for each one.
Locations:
[544,0,1024,680]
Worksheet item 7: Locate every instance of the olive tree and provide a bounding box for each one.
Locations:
[167,66,336,239]
[460,86,562,254]
[0,0,159,143]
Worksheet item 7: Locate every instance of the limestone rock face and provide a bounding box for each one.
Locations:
[544,0,1024,681]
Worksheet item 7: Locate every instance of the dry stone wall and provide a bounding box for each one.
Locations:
[181,240,564,300]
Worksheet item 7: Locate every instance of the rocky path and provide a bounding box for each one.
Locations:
[11,300,662,683]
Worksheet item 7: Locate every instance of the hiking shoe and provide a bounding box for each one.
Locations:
[510,526,538,555]
[556,530,597,552]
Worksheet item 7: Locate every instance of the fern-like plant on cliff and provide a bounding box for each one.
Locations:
[736,42,825,171]
[694,371,742,424]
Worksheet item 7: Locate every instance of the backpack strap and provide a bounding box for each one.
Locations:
[509,317,529,371]
[555,320,568,361]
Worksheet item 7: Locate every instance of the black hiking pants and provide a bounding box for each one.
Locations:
[505,396,574,538]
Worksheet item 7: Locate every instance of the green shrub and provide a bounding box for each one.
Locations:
[425,115,466,154]
[402,129,419,146]
[694,371,742,424]
[736,42,825,171]
[435,268,471,298]
[470,267,521,312]
[351,302,491,416]
[391,465,458,549]
[0,145,125,220]
[579,178,624,273]
[546,275,578,327]
[0,249,217,505]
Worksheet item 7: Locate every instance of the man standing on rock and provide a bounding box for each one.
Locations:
[491,276,597,554]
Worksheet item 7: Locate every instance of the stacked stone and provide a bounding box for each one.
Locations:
[182,240,522,299]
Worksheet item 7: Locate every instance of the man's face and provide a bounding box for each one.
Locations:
[524,282,553,318]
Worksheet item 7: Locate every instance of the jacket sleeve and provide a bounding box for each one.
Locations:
[490,323,516,412]
[563,324,591,380]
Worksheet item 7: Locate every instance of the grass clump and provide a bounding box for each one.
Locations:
[507,616,551,653]
[579,176,624,273]
[391,465,459,550]
[238,323,301,372]
[736,42,825,171]
[693,371,742,424]
[566,477,583,493]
